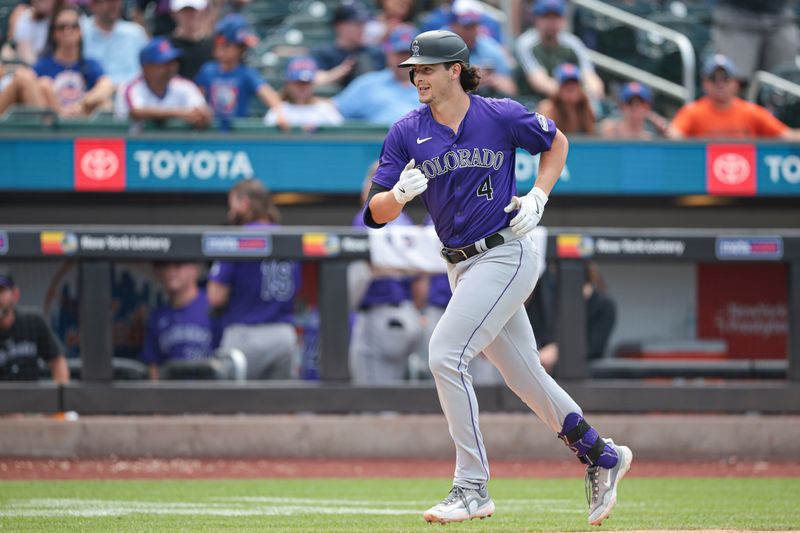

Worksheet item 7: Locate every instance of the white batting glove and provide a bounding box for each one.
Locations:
[503,187,549,235]
[392,159,428,204]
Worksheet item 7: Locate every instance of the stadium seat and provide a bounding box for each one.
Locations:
[159,349,247,381]
[64,357,149,381]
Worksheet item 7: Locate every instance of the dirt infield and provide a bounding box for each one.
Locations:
[2,457,799,480]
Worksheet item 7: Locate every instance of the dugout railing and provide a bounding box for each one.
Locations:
[0,225,798,414]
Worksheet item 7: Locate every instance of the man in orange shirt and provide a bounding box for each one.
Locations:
[667,54,795,139]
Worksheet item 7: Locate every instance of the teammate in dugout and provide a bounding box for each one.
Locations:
[350,162,424,383]
[141,261,217,380]
[0,272,69,383]
[207,180,301,380]
[363,30,633,525]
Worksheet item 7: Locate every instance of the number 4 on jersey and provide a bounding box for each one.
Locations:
[477,175,493,201]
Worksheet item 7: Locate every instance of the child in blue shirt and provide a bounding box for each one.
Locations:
[194,15,286,129]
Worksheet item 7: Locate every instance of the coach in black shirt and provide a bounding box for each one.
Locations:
[0,272,69,383]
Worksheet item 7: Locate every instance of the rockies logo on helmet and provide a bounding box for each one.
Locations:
[411,40,420,57]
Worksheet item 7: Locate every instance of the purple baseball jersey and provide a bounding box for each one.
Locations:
[208,223,300,328]
[353,209,415,308]
[372,94,556,249]
[141,290,216,365]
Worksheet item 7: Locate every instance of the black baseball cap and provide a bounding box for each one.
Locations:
[397,30,470,67]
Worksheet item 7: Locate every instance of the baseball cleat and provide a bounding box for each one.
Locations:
[586,439,633,526]
[423,485,495,524]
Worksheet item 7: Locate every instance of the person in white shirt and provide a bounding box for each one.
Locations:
[264,57,343,130]
[81,0,148,86]
[12,0,57,65]
[115,37,211,131]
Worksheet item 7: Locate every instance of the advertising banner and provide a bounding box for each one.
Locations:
[697,263,788,359]
[1,138,800,195]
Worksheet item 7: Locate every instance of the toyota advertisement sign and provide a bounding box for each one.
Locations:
[1,138,799,195]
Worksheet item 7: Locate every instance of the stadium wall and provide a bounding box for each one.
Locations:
[1,414,798,460]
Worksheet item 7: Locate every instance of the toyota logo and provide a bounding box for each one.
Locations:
[712,153,750,185]
[81,148,119,181]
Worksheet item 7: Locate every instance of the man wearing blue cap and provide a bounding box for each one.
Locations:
[515,0,603,99]
[115,37,212,130]
[195,15,286,129]
[668,54,795,139]
[333,24,421,125]
[0,272,69,383]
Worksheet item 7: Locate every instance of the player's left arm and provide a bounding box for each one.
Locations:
[206,280,230,310]
[207,261,233,310]
[505,128,569,235]
[535,128,569,195]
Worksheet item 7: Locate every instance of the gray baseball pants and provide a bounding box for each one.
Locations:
[220,323,297,380]
[350,300,423,383]
[429,232,581,490]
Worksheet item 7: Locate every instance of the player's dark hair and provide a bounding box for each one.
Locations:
[444,61,481,92]
[230,179,282,224]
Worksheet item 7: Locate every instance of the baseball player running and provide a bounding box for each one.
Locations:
[362,30,633,526]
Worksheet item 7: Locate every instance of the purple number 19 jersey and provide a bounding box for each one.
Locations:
[371,94,556,249]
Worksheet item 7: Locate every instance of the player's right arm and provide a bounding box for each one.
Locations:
[368,159,427,224]
[365,123,426,227]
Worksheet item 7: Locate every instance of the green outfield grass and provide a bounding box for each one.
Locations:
[0,478,798,532]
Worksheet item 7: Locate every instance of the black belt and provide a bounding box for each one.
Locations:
[440,231,507,264]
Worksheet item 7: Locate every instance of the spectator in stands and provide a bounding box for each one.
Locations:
[448,7,516,96]
[0,271,69,383]
[34,6,115,117]
[350,162,423,383]
[133,0,175,37]
[141,261,216,381]
[11,0,60,65]
[711,0,799,80]
[537,63,595,135]
[312,0,385,90]
[364,0,417,46]
[207,180,301,380]
[264,56,343,129]
[81,0,148,86]
[115,37,212,130]
[668,55,796,139]
[421,0,504,44]
[333,24,419,125]
[195,15,286,129]
[169,0,213,79]
[0,65,45,115]
[515,0,603,100]
[600,81,668,140]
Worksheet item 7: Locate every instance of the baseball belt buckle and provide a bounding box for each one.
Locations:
[440,246,469,264]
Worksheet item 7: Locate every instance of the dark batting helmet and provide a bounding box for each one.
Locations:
[397,30,470,68]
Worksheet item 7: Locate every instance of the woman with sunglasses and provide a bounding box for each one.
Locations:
[34,5,114,117]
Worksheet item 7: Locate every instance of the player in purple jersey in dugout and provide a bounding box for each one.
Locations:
[141,261,217,380]
[362,30,633,526]
[207,180,301,380]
